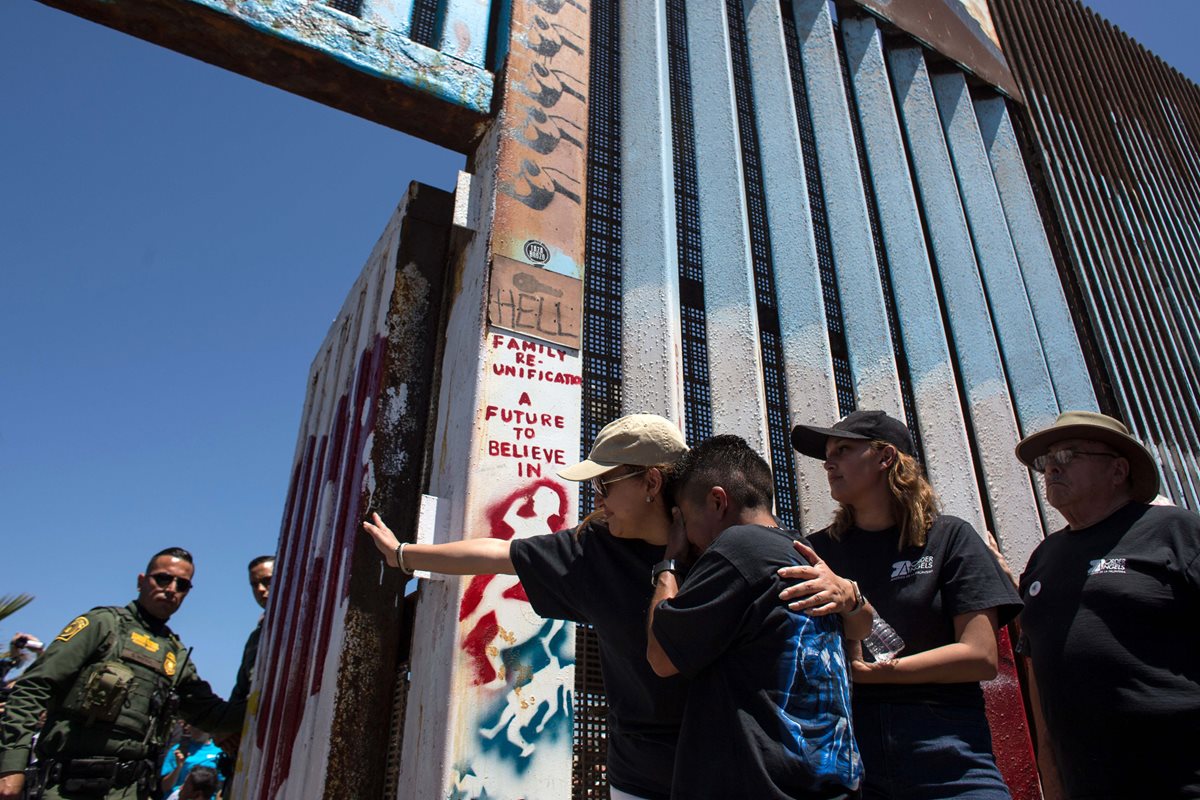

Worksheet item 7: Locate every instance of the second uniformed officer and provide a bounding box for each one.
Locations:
[0,548,247,800]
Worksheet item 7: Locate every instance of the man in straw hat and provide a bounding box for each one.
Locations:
[1014,411,1200,799]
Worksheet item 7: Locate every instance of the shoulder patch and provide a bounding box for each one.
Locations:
[56,616,90,642]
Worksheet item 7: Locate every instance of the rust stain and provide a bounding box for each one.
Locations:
[454,19,471,58]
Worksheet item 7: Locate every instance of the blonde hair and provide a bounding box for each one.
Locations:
[574,461,677,536]
[829,442,940,549]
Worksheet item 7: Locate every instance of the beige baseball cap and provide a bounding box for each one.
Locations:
[558,414,689,481]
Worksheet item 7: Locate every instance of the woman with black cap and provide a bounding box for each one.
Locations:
[362,414,689,800]
[781,410,1021,800]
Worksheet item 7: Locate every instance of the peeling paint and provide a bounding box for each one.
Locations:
[155,0,493,112]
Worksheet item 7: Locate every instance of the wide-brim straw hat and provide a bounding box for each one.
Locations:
[1015,411,1160,503]
[558,414,689,481]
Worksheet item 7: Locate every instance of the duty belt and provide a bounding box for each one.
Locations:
[47,757,150,794]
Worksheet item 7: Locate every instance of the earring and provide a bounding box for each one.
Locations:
[646,496,653,503]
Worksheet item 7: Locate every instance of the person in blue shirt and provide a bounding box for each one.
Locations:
[646,434,862,800]
[160,724,221,800]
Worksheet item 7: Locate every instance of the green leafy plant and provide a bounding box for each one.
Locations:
[0,594,34,624]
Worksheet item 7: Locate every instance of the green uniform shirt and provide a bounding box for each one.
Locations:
[0,601,245,775]
[229,619,262,709]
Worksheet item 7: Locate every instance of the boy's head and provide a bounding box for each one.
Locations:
[180,766,220,799]
[671,435,775,549]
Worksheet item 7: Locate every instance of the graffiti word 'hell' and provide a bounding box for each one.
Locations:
[492,288,578,341]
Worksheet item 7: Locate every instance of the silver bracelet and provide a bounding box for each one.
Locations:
[395,542,414,575]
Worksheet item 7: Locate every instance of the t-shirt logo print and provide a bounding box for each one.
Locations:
[1087,558,1127,576]
[890,556,934,581]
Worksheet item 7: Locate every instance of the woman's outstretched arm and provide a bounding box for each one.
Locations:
[362,512,516,575]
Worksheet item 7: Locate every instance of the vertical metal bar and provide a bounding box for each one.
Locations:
[725,0,800,525]
[839,15,984,529]
[618,0,684,423]
[682,0,770,454]
[1030,0,1200,505]
[664,0,712,442]
[789,0,903,414]
[739,0,838,527]
[577,0,623,789]
[996,0,1189,507]
[931,71,1061,437]
[887,45,1045,567]
[973,95,1098,414]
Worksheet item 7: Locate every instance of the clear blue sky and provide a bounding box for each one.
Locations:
[1,0,1196,694]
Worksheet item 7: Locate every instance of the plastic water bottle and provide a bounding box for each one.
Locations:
[863,616,905,662]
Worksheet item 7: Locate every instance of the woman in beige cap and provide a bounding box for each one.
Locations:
[362,414,689,800]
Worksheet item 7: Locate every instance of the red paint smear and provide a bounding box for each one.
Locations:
[500,583,528,603]
[261,433,328,794]
[267,383,356,794]
[456,480,567,685]
[461,611,501,684]
[336,340,385,604]
[983,628,1040,800]
[313,340,385,696]
[460,575,491,622]
[254,340,387,798]
[255,448,307,704]
[256,434,316,754]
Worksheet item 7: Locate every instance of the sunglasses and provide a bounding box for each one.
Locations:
[148,572,193,593]
[591,469,647,498]
[1032,449,1119,473]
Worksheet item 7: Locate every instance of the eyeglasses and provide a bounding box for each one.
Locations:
[591,469,647,498]
[1032,449,1119,473]
[149,573,193,593]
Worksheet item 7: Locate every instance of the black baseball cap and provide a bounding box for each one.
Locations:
[791,410,914,460]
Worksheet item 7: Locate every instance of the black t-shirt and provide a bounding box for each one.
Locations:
[653,524,862,800]
[810,515,1022,707]
[509,523,688,799]
[1018,502,1200,799]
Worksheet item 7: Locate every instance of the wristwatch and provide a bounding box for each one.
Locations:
[651,559,679,587]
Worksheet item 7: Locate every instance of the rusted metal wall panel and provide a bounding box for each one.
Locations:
[991,0,1200,510]
[838,0,1021,101]
[397,0,591,795]
[232,182,453,799]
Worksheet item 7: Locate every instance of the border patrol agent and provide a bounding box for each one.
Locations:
[0,548,246,800]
